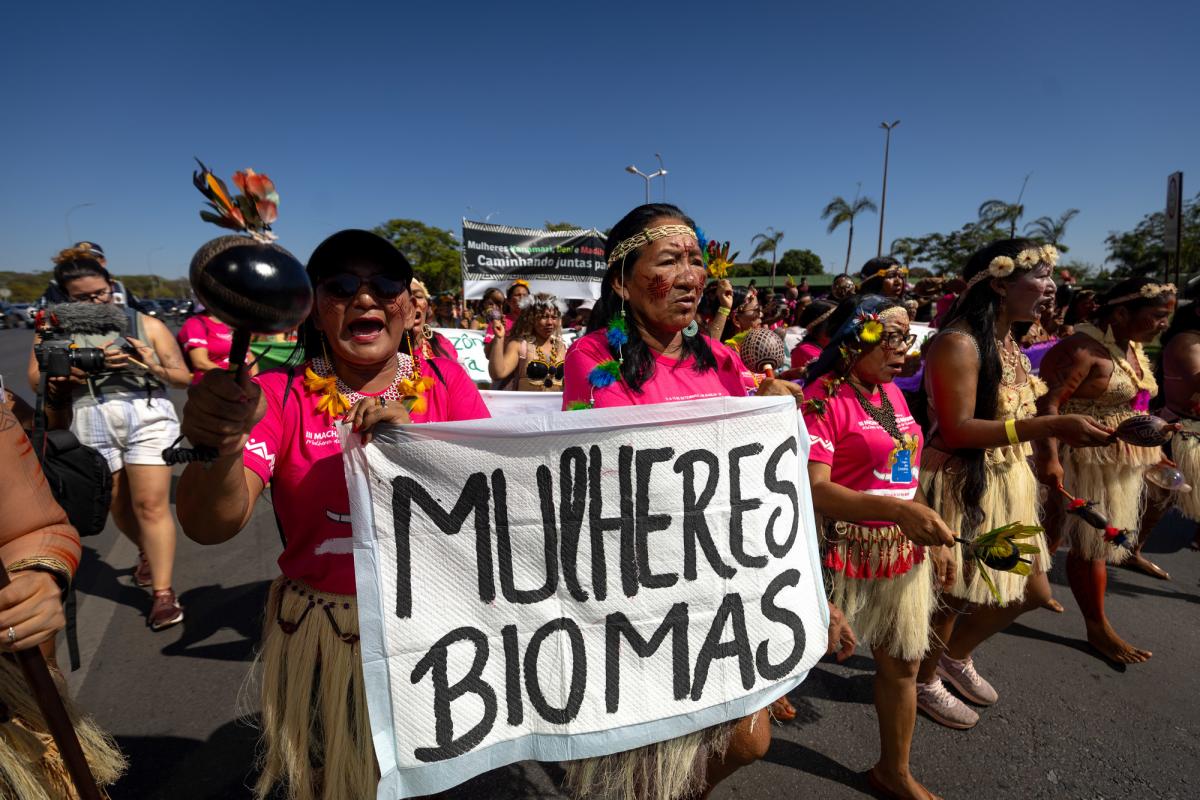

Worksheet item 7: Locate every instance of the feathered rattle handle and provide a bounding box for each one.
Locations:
[1057,483,1130,548]
[955,522,1044,604]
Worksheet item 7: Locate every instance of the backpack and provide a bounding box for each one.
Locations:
[39,429,113,537]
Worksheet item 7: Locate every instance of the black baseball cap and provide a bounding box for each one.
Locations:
[306,229,413,286]
[73,241,105,258]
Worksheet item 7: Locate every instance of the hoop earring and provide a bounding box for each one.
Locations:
[682,319,699,338]
[421,322,433,342]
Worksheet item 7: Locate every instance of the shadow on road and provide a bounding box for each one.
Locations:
[764,737,865,795]
[1000,621,1128,673]
[76,542,151,615]
[161,580,271,662]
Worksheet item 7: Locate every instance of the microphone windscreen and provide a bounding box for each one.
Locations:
[48,303,129,335]
[738,327,787,373]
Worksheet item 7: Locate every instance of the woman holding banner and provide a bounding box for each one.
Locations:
[176,229,489,800]
[560,204,853,800]
[801,295,956,800]
[488,292,568,391]
[915,240,1111,729]
[409,277,459,367]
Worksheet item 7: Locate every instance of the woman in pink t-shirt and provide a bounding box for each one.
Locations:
[176,229,489,799]
[801,295,955,800]
[559,204,828,800]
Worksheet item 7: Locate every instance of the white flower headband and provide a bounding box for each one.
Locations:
[1104,283,1176,306]
[964,244,1059,291]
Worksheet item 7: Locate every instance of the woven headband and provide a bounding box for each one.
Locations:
[607,224,698,265]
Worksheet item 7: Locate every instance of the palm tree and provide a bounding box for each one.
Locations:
[751,227,785,287]
[822,195,878,273]
[889,236,919,266]
[1024,208,1080,252]
[978,199,1026,237]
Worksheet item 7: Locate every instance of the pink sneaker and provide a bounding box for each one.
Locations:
[149,589,184,631]
[133,552,152,588]
[937,653,999,706]
[916,678,979,730]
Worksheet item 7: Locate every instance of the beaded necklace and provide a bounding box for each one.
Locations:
[848,379,919,481]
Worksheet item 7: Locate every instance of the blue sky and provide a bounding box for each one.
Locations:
[2,0,1197,279]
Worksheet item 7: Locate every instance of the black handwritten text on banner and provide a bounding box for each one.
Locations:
[343,396,828,798]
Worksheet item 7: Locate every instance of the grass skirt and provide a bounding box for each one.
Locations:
[0,654,125,799]
[254,576,375,800]
[562,720,735,800]
[1060,408,1161,564]
[1171,420,1200,521]
[920,445,1048,606]
[822,523,934,661]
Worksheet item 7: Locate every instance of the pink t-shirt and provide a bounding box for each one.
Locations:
[790,341,822,372]
[178,315,233,384]
[802,378,922,526]
[561,330,754,409]
[243,356,491,594]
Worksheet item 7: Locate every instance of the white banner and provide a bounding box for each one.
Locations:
[479,389,563,416]
[433,328,578,385]
[342,396,828,798]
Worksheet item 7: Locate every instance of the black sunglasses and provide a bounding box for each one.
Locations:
[318,273,407,301]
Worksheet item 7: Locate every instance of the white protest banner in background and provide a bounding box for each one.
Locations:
[478,389,563,417]
[342,396,829,798]
[434,328,578,385]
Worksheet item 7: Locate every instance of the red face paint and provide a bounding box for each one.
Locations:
[647,274,672,300]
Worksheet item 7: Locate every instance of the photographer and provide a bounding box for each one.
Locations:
[26,247,191,632]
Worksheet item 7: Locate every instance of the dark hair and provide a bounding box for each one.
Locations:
[506,281,530,299]
[483,288,505,306]
[1160,300,1199,350]
[804,295,898,383]
[511,292,565,340]
[53,247,111,291]
[798,298,838,342]
[1096,276,1171,323]
[299,229,413,361]
[587,204,716,391]
[928,237,1042,537]
[859,256,902,295]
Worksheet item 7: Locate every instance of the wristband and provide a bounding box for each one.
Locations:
[716,307,731,317]
[1004,417,1020,446]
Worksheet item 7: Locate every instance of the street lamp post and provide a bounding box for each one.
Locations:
[625,164,667,204]
[64,202,95,244]
[877,120,900,257]
[655,153,666,201]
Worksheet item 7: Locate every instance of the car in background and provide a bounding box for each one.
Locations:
[9,303,35,328]
[0,302,17,329]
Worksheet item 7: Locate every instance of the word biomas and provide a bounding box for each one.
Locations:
[389,438,809,763]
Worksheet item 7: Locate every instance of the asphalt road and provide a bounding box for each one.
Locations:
[2,326,1198,800]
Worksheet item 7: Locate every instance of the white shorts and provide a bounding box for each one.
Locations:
[71,393,181,472]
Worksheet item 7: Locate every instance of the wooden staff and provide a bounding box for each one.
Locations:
[0,561,101,800]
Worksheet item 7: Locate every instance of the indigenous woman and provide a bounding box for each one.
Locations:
[409,278,459,367]
[0,404,126,799]
[176,229,489,799]
[1038,277,1176,663]
[784,299,838,378]
[916,240,1111,728]
[177,304,245,384]
[859,257,907,300]
[1159,300,1200,551]
[487,292,567,391]
[560,204,847,800]
[504,279,531,331]
[802,296,955,800]
[28,248,193,631]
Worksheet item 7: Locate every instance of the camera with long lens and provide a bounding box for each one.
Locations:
[34,303,125,379]
[34,335,107,379]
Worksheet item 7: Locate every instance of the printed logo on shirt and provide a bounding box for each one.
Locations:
[809,434,835,452]
[305,429,340,446]
[245,438,276,471]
